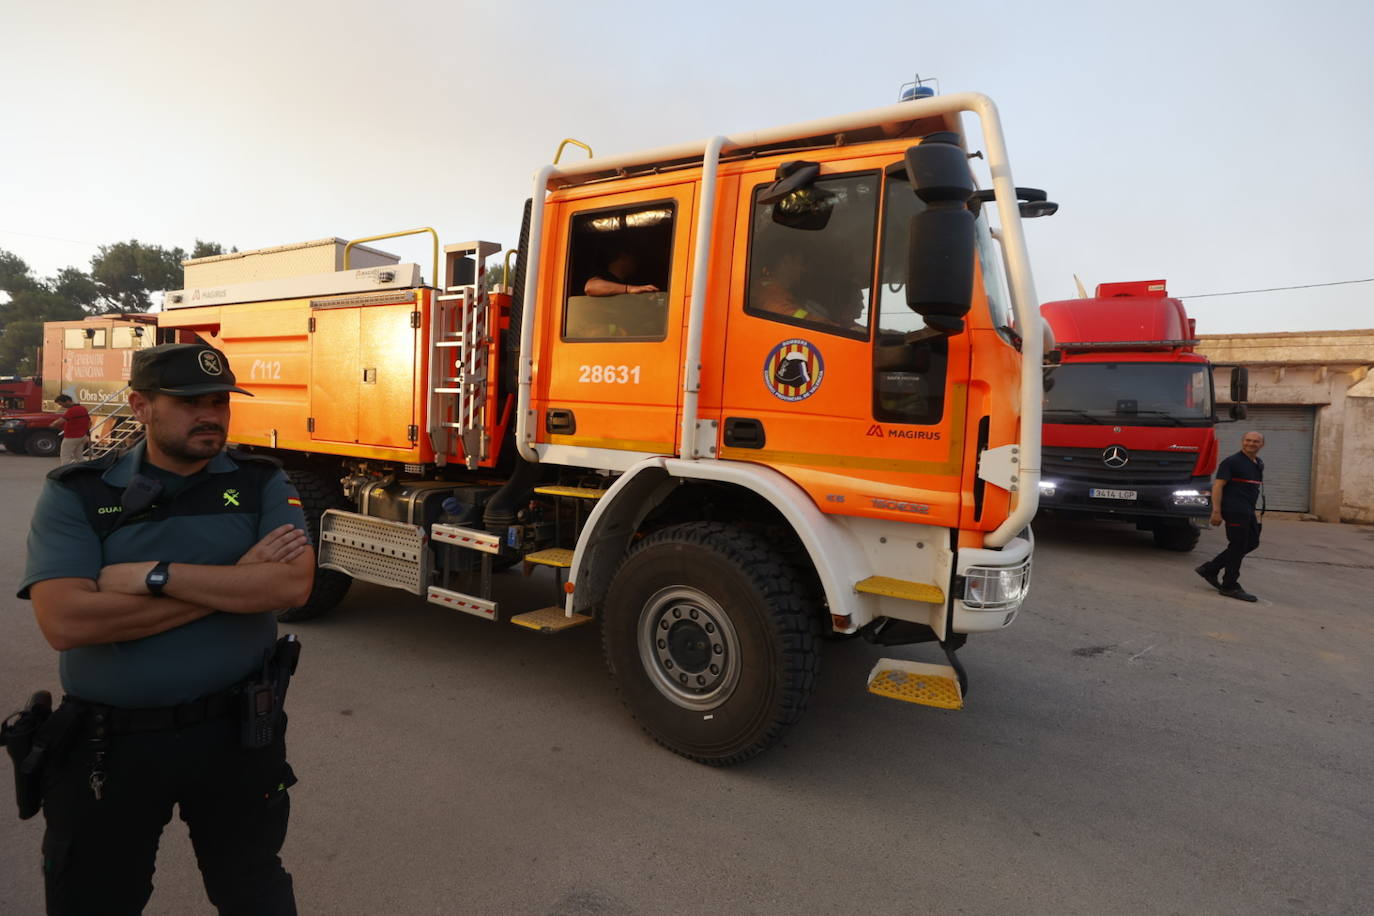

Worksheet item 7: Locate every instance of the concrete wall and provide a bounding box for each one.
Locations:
[1197,329,1374,523]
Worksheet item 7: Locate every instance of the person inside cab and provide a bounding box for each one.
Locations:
[752,247,864,335]
[584,246,661,297]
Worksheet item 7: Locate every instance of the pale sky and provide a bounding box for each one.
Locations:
[3,0,1371,333]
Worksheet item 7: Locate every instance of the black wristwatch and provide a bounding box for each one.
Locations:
[146,561,171,597]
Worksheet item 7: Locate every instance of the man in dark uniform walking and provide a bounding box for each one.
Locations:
[17,342,314,915]
[1195,430,1265,602]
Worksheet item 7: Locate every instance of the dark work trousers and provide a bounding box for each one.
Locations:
[1201,512,1261,589]
[39,706,297,916]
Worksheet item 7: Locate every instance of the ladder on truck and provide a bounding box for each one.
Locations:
[86,386,143,460]
[429,241,501,469]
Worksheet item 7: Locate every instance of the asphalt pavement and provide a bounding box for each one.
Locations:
[1,450,1370,915]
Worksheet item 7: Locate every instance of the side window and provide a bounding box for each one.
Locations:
[64,329,88,350]
[873,176,947,425]
[562,202,675,342]
[111,327,136,349]
[744,173,877,340]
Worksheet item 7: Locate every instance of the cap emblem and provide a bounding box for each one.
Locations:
[199,351,224,376]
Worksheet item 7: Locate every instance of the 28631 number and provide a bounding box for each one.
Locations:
[578,364,641,384]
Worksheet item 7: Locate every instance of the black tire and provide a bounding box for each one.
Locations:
[1152,521,1200,552]
[601,522,821,766]
[25,430,60,457]
[277,468,353,622]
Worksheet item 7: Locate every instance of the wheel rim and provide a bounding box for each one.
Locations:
[637,585,741,710]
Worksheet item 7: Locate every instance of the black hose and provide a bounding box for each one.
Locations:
[483,452,541,533]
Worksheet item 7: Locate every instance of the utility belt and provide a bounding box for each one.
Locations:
[0,634,300,820]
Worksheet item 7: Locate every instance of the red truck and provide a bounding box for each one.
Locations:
[1038,280,1247,551]
[0,377,43,413]
[0,377,63,456]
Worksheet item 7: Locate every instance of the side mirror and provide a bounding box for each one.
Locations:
[1229,403,1248,420]
[970,187,1060,219]
[1229,366,1249,403]
[904,133,975,334]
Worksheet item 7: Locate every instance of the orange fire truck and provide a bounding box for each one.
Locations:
[157,93,1052,764]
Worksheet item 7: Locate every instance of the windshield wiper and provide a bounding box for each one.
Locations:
[1121,410,1183,426]
[1043,408,1102,424]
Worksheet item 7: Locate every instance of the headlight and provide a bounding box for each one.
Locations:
[1,419,24,430]
[963,557,1033,610]
[1038,479,1057,497]
[1171,489,1209,507]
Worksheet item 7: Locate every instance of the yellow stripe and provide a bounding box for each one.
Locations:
[718,446,960,474]
[547,434,674,454]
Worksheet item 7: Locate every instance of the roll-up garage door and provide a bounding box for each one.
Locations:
[1216,405,1315,512]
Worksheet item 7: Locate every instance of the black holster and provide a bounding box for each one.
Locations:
[240,635,301,750]
[2,691,83,820]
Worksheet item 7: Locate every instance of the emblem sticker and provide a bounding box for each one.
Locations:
[222,488,241,507]
[763,339,825,402]
[199,350,224,376]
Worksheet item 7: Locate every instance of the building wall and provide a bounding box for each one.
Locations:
[1197,329,1374,523]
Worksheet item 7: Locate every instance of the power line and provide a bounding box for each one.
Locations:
[1178,277,1374,299]
[0,229,101,247]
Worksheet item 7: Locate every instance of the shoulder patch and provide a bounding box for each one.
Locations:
[47,452,119,482]
[227,448,284,469]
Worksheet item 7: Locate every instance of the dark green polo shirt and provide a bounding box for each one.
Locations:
[19,443,307,708]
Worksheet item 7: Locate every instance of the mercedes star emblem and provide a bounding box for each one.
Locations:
[1102,445,1129,469]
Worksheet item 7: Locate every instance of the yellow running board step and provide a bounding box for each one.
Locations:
[510,606,593,634]
[524,548,574,568]
[855,576,944,604]
[867,659,963,710]
[533,485,608,500]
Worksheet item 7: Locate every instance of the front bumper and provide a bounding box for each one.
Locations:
[1037,477,1211,520]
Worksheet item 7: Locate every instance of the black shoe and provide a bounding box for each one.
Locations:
[1219,586,1258,602]
[1195,565,1221,590]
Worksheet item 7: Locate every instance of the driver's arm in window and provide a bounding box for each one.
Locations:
[584,247,661,297]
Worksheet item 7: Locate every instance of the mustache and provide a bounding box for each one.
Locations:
[189,424,226,436]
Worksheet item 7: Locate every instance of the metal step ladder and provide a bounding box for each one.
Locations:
[86,386,142,460]
[429,241,501,469]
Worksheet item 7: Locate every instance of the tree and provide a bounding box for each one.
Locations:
[90,240,188,313]
[0,237,235,374]
[191,239,234,259]
[0,320,46,376]
[0,252,84,373]
[0,249,39,297]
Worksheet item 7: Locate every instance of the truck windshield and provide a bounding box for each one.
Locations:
[1045,362,1212,425]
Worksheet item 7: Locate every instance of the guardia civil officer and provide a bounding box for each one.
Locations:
[17,343,314,915]
[1195,431,1266,602]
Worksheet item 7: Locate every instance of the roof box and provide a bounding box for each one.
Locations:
[182,238,399,287]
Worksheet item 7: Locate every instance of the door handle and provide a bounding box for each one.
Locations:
[546,408,576,435]
[723,417,765,448]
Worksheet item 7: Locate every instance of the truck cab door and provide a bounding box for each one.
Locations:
[715,164,972,528]
[532,185,695,464]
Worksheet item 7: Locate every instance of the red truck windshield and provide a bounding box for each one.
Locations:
[1045,362,1212,425]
